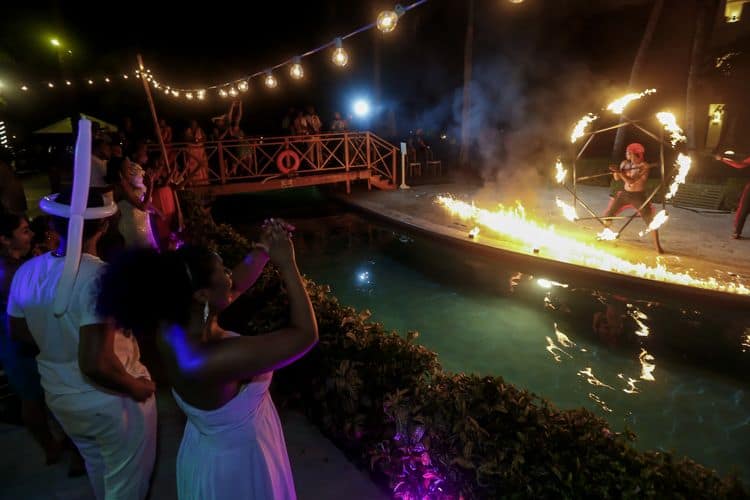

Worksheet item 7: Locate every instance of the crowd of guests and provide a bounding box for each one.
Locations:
[1,131,319,497]
[281,106,349,135]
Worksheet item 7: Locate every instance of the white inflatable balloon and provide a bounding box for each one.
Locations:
[39,118,118,316]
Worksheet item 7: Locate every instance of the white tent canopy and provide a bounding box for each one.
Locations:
[33,114,118,135]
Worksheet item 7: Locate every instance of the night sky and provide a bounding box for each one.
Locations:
[0,0,737,148]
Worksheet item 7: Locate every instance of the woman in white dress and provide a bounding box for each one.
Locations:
[109,156,158,249]
[96,219,318,500]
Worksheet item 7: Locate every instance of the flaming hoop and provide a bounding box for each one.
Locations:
[560,89,691,240]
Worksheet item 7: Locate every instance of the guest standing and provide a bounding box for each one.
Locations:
[97,219,317,500]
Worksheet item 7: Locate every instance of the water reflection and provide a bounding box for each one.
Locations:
[271,212,750,479]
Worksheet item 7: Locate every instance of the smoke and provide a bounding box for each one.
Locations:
[415,54,614,209]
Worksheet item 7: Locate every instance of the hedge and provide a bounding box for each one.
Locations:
[179,191,747,499]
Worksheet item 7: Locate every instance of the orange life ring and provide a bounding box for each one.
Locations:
[276,150,301,174]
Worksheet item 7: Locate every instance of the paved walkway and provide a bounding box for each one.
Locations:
[340,182,750,304]
[0,389,387,500]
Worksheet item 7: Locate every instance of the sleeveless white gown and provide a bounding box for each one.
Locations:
[172,369,296,500]
[117,164,158,249]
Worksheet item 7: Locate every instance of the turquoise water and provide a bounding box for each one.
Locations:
[294,215,749,481]
[221,191,750,481]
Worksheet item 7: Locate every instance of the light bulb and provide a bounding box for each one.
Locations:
[228,86,238,97]
[185,92,193,100]
[87,79,93,85]
[123,74,129,79]
[104,77,110,83]
[219,88,229,98]
[290,57,304,79]
[332,38,349,67]
[21,85,28,91]
[264,72,278,88]
[172,90,180,97]
[238,80,249,92]
[65,80,71,86]
[47,82,54,88]
[164,88,169,95]
[377,10,399,33]
[197,90,206,100]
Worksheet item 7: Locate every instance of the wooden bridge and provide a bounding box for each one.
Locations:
[154,131,399,196]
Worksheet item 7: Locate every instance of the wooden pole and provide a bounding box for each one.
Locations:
[137,54,170,171]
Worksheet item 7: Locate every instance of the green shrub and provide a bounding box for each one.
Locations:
[181,192,748,499]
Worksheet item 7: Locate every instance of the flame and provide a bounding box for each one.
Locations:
[639,349,656,381]
[665,153,692,200]
[638,209,669,237]
[436,195,750,295]
[555,197,579,222]
[571,113,598,143]
[597,228,619,241]
[656,111,687,146]
[606,88,656,114]
[555,159,567,184]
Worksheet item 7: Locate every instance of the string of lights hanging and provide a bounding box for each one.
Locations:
[1,1,428,101]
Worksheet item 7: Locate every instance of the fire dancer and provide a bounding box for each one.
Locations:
[715,152,750,239]
[603,143,664,253]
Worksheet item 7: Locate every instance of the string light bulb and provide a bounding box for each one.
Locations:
[197,90,206,100]
[238,80,249,92]
[87,79,93,85]
[123,74,129,79]
[219,88,229,98]
[47,82,54,88]
[104,77,110,83]
[290,57,304,79]
[185,92,194,100]
[171,90,180,97]
[228,86,238,97]
[65,80,72,86]
[377,6,403,33]
[264,71,278,89]
[21,85,28,91]
[332,38,349,67]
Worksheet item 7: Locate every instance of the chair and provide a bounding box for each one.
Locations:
[407,147,422,177]
[425,148,442,176]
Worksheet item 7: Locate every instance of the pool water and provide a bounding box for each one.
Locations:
[218,190,750,481]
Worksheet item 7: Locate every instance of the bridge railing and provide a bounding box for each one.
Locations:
[152,131,398,192]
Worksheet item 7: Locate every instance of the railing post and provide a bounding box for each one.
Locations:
[366,132,372,191]
[218,142,226,184]
[392,145,397,186]
[344,133,351,194]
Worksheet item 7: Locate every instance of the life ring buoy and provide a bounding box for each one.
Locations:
[276,150,301,174]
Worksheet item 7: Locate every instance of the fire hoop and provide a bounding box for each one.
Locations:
[555,89,692,240]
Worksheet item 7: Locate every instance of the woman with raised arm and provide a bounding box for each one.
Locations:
[97,219,317,500]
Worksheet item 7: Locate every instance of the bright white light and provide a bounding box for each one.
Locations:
[353,99,370,117]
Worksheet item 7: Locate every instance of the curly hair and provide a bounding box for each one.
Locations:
[96,245,217,335]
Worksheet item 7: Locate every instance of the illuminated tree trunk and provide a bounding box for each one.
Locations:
[685,0,719,151]
[611,0,664,161]
[459,0,475,168]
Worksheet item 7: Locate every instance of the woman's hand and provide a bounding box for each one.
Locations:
[263,218,296,268]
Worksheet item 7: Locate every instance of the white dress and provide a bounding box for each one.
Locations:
[118,163,158,249]
[172,369,296,500]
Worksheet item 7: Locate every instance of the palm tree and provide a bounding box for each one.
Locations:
[611,0,665,161]
[685,0,720,151]
[459,0,475,169]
